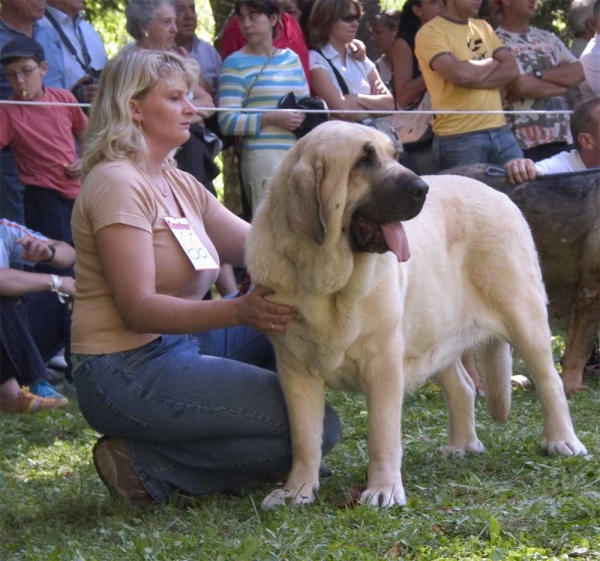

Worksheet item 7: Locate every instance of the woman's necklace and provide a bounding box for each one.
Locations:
[149,172,169,197]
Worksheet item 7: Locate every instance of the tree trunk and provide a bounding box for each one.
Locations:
[209,0,243,216]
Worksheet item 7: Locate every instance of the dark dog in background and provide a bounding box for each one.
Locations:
[447,164,600,395]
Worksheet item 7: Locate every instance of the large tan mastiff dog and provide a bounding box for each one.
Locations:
[246,121,587,510]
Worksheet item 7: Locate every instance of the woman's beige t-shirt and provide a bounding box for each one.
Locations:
[71,160,221,354]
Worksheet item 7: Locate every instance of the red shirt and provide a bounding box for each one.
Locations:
[0,87,87,199]
[220,13,310,86]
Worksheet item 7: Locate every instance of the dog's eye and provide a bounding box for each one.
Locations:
[356,142,378,168]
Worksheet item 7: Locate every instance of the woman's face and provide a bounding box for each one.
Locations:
[329,2,360,45]
[371,20,397,55]
[413,0,444,24]
[238,5,278,46]
[130,75,196,155]
[142,3,178,49]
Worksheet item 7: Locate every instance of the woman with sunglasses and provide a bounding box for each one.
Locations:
[308,0,394,123]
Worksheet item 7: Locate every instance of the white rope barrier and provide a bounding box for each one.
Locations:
[0,98,574,115]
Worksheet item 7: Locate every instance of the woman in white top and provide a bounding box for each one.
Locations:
[308,0,394,122]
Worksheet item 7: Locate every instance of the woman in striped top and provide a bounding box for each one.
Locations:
[218,0,309,213]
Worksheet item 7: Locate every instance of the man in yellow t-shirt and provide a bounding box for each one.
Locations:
[415,0,523,170]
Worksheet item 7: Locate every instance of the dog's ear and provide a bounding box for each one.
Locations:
[287,157,327,244]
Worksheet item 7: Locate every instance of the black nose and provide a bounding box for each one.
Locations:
[408,177,429,203]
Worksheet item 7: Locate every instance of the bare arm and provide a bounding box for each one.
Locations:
[16,235,75,269]
[95,224,295,335]
[507,74,567,98]
[0,269,74,298]
[355,69,395,112]
[431,48,518,89]
[203,203,251,268]
[391,39,426,109]
[309,67,369,122]
[538,61,585,88]
[191,84,215,121]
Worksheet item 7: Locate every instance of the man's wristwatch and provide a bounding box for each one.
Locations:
[533,69,543,80]
[40,244,56,263]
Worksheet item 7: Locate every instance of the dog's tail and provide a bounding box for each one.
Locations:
[480,339,512,423]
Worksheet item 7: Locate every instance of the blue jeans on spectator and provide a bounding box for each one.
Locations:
[72,328,341,502]
[0,149,25,224]
[0,293,69,385]
[433,126,523,171]
[24,186,75,276]
[401,143,439,176]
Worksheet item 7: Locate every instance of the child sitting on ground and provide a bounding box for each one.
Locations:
[0,37,88,261]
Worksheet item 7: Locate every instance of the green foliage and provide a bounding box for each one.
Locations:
[1,357,599,561]
[379,0,573,44]
[84,0,217,57]
[84,0,128,57]
[531,0,573,44]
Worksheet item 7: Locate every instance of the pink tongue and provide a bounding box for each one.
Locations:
[382,222,410,263]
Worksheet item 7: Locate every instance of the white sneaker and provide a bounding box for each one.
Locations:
[47,350,68,369]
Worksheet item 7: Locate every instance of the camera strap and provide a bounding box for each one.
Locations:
[44,8,92,75]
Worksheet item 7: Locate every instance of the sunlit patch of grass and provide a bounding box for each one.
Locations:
[1,346,598,560]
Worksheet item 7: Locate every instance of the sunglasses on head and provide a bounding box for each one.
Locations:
[340,13,360,23]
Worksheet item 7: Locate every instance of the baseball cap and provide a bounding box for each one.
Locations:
[0,37,45,64]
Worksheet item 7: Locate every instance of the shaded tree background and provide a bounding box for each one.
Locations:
[85,0,575,53]
[84,0,574,213]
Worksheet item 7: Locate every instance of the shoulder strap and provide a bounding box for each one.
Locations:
[316,49,350,95]
[44,8,91,73]
[242,49,276,107]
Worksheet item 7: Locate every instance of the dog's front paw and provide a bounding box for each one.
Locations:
[439,439,485,458]
[542,435,587,457]
[261,483,318,509]
[359,482,406,508]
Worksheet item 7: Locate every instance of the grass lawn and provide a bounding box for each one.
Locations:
[1,348,598,561]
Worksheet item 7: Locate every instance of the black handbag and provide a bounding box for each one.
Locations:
[278,91,330,138]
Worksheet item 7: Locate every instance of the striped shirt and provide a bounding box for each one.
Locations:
[218,48,309,151]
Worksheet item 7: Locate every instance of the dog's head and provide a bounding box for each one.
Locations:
[274,121,428,263]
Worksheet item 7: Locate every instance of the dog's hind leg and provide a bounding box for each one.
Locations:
[479,339,512,424]
[436,360,486,458]
[560,272,600,395]
[504,301,588,457]
[262,370,326,509]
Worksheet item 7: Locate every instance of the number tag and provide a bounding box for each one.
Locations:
[164,216,220,271]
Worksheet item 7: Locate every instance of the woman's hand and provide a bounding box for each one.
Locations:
[350,40,366,61]
[262,110,306,131]
[236,285,296,336]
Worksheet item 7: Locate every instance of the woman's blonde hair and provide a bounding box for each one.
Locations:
[82,48,199,176]
[309,0,363,48]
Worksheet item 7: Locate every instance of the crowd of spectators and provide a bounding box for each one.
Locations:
[0,0,598,505]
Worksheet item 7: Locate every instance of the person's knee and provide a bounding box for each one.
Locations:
[322,405,341,454]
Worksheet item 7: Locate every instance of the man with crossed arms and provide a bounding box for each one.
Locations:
[415,0,523,171]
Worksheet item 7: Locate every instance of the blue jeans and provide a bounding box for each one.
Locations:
[0,294,67,385]
[72,329,340,502]
[433,126,523,171]
[0,149,24,224]
[401,143,438,176]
